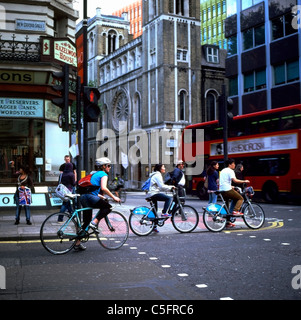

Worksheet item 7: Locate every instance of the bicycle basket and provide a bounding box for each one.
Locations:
[206,203,228,215]
[132,206,155,219]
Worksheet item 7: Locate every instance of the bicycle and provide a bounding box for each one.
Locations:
[109,182,127,203]
[40,194,129,255]
[203,186,265,232]
[129,188,199,236]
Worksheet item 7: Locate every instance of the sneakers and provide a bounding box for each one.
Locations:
[232,211,244,217]
[74,243,86,251]
[89,221,99,233]
[153,227,159,233]
[161,213,171,218]
[226,222,236,228]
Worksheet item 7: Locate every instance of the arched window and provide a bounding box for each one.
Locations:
[206,92,217,121]
[179,90,186,120]
[108,30,117,54]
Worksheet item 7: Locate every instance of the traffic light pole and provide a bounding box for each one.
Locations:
[83,0,88,171]
[221,84,228,161]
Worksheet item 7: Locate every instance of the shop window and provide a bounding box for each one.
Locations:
[0,119,44,184]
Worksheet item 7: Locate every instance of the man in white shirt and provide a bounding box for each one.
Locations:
[219,158,250,224]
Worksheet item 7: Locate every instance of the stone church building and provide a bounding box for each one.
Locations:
[83,0,226,186]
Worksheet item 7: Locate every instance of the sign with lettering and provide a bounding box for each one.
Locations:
[210,133,298,156]
[15,19,46,32]
[54,40,77,67]
[0,98,44,118]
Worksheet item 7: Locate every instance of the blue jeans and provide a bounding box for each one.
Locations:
[15,205,30,221]
[208,192,218,204]
[151,193,172,213]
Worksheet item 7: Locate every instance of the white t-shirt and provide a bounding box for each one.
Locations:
[219,167,235,192]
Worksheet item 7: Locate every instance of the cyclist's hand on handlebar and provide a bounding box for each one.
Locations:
[244,180,250,184]
[113,195,121,203]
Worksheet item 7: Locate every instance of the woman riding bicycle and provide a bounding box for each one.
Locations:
[76,157,120,251]
[149,163,174,217]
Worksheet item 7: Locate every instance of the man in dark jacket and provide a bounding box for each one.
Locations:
[171,160,186,200]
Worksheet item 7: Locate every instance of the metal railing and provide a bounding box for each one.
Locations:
[0,34,41,62]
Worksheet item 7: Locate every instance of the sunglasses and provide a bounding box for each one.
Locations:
[106,164,111,168]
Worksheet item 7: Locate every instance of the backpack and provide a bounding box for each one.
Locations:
[141,177,151,193]
[77,173,98,194]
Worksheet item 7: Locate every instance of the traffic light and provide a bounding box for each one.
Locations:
[83,87,100,122]
[226,97,234,123]
[218,94,234,128]
[51,64,69,131]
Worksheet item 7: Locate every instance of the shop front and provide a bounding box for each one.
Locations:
[0,97,70,208]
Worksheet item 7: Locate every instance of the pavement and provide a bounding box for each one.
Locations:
[0,204,134,242]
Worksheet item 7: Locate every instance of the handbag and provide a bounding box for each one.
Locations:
[55,174,72,201]
[204,176,208,189]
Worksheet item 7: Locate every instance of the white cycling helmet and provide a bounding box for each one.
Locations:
[95,157,111,166]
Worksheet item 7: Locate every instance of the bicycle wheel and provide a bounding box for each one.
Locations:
[40,212,78,255]
[172,205,199,233]
[203,209,227,232]
[243,203,265,229]
[129,206,155,236]
[96,211,129,250]
[119,189,127,203]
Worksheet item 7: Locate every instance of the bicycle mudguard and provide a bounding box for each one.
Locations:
[132,206,155,219]
[206,203,228,215]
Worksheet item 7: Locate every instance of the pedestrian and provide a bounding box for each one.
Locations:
[14,165,34,225]
[59,154,77,182]
[58,162,75,222]
[206,161,219,204]
[219,158,250,227]
[170,160,186,200]
[232,164,245,189]
[149,163,174,217]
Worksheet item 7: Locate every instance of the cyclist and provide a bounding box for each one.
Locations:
[76,157,120,251]
[112,173,124,197]
[219,158,250,227]
[149,163,174,217]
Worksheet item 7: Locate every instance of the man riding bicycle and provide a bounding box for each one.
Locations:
[76,157,120,251]
[219,158,250,227]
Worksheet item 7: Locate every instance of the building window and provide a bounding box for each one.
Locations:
[177,49,188,62]
[242,24,265,51]
[271,12,297,41]
[273,60,300,86]
[244,69,266,92]
[202,9,206,22]
[206,92,216,121]
[179,90,186,120]
[227,35,237,56]
[207,47,219,63]
[242,0,263,11]
[229,76,238,96]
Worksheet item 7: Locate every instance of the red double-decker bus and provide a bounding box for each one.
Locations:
[182,105,301,202]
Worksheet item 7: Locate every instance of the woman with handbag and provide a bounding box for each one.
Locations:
[14,165,34,225]
[58,162,75,222]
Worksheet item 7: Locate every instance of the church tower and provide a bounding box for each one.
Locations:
[142,0,202,128]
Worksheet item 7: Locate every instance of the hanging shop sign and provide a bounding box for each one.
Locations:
[40,37,77,68]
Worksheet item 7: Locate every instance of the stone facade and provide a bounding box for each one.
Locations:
[85,0,226,186]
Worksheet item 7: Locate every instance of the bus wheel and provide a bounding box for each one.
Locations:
[263,181,279,203]
[197,183,207,200]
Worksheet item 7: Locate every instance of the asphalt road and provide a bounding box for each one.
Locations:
[0,193,301,303]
